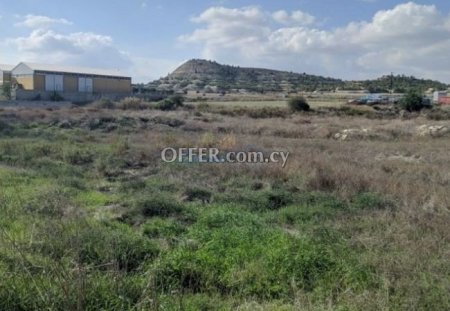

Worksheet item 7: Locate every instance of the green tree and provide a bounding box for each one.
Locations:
[399,91,427,112]
[1,82,11,100]
[288,96,310,112]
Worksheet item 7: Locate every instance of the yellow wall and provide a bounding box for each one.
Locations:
[14,72,131,93]
[93,77,131,93]
[34,74,45,91]
[64,76,78,92]
[15,75,34,90]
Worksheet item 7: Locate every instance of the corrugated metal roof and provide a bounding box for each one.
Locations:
[21,62,131,78]
[0,64,15,71]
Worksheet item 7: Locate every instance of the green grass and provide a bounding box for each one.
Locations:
[0,117,447,310]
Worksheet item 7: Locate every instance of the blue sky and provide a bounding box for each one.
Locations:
[1,1,450,82]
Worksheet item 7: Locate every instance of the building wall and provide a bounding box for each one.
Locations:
[13,68,131,94]
[34,74,45,91]
[93,77,131,94]
[64,75,78,92]
[438,96,450,105]
[15,75,34,90]
[4,72,11,83]
[1,72,11,84]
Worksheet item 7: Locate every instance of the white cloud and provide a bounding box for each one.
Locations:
[181,2,450,82]
[272,10,316,26]
[180,6,271,60]
[12,29,131,70]
[15,14,72,29]
[6,17,174,82]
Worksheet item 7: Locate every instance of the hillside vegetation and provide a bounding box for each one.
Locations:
[147,59,449,94]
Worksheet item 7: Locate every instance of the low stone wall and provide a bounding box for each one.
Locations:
[12,89,131,103]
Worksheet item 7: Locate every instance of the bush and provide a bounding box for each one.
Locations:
[170,94,185,107]
[151,116,185,128]
[351,192,391,210]
[184,187,212,203]
[288,96,310,112]
[0,120,11,134]
[92,97,116,109]
[50,91,64,102]
[75,221,159,271]
[143,218,186,239]
[117,97,145,110]
[215,189,294,211]
[1,82,11,100]
[156,95,185,111]
[247,107,288,119]
[62,146,94,165]
[134,195,183,218]
[399,91,428,112]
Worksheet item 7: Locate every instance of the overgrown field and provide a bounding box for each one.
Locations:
[0,102,449,310]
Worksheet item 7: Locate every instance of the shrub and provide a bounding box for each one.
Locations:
[33,220,159,272]
[117,97,145,110]
[426,108,450,120]
[215,189,294,211]
[399,91,428,112]
[184,187,212,203]
[288,96,310,112]
[142,218,186,238]
[351,192,390,210]
[24,187,71,217]
[151,116,185,128]
[134,195,183,217]
[1,82,11,100]
[92,97,116,109]
[247,107,288,119]
[75,221,159,271]
[94,154,127,178]
[196,102,211,112]
[156,95,185,111]
[63,146,94,165]
[0,120,11,134]
[50,91,64,102]
[170,94,185,107]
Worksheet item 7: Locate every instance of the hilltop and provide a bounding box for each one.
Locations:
[147,59,449,94]
[147,59,345,93]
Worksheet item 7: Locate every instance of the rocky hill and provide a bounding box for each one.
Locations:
[146,59,448,94]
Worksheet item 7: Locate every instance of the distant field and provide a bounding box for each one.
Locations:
[199,98,346,108]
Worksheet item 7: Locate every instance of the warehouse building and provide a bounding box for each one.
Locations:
[0,64,14,85]
[11,62,132,95]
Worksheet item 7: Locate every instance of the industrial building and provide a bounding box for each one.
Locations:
[0,64,14,85]
[433,91,450,105]
[11,62,131,95]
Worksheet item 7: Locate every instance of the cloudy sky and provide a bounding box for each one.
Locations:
[1,0,450,83]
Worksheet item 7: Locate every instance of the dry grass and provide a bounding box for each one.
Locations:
[0,102,449,310]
